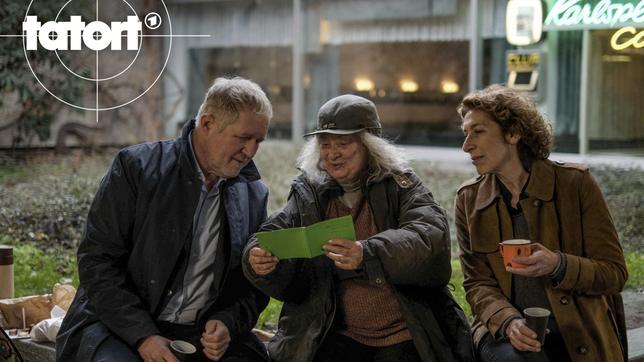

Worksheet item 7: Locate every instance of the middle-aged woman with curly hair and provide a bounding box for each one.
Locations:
[242,94,474,362]
[454,85,628,362]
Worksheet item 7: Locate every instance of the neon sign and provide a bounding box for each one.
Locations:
[507,53,540,69]
[545,0,644,29]
[506,0,543,46]
[611,26,644,49]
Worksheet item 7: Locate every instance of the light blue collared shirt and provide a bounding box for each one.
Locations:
[158,131,223,324]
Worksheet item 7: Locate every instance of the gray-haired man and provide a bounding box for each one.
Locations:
[57,77,272,362]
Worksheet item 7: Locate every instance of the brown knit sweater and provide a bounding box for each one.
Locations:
[326,196,412,347]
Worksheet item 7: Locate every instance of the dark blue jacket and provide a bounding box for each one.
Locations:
[56,120,269,361]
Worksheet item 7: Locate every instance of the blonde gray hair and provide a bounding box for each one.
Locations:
[196,77,273,127]
[297,131,409,184]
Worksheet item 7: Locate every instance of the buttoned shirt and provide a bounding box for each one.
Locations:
[158,131,223,324]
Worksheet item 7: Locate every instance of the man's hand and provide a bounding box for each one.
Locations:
[137,335,178,362]
[248,247,279,276]
[507,243,560,277]
[505,319,541,352]
[323,239,363,270]
[201,320,231,361]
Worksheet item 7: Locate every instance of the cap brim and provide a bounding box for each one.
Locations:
[303,128,367,137]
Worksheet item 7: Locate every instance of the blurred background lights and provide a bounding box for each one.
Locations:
[399,79,419,93]
[354,77,375,91]
[440,80,459,94]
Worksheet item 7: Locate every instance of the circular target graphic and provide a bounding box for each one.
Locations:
[22,0,173,112]
[54,0,143,82]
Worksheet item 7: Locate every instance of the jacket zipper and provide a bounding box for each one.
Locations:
[295,179,337,361]
[311,285,336,361]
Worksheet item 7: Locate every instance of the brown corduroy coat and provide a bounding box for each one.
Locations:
[455,159,628,362]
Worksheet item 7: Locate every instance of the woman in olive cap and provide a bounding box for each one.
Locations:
[243,94,473,362]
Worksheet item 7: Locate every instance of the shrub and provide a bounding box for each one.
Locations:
[0,153,109,253]
[591,166,644,253]
[411,161,476,255]
[254,142,301,214]
[0,146,641,331]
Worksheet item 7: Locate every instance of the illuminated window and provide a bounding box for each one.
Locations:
[354,77,375,92]
[440,80,459,94]
[399,79,419,93]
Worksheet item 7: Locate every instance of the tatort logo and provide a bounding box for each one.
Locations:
[8,0,177,114]
[22,15,142,51]
[0,0,208,115]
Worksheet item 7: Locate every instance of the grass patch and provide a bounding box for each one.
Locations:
[626,252,644,289]
[256,298,282,331]
[450,259,471,318]
[1,234,79,297]
[12,243,78,296]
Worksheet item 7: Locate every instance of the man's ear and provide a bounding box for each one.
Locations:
[199,113,219,133]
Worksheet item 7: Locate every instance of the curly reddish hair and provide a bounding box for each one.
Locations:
[457,84,553,169]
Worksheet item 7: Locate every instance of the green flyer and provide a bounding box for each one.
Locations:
[256,215,356,259]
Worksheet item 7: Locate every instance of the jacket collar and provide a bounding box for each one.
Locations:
[299,171,387,198]
[293,172,341,199]
[301,167,389,195]
[474,159,554,210]
[179,119,262,184]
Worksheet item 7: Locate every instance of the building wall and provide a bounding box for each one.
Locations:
[0,0,165,149]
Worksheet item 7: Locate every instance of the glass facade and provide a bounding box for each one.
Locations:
[587,29,644,153]
[172,0,643,155]
[305,41,469,145]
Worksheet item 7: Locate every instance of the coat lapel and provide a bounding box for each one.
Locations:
[224,184,248,270]
[469,174,503,253]
[474,174,499,211]
[523,160,559,251]
[525,160,555,202]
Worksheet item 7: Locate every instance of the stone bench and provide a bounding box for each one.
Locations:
[630,327,644,362]
[13,338,56,362]
[11,328,272,361]
[11,327,644,361]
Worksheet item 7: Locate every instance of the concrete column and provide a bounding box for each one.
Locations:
[292,0,305,141]
[162,9,188,138]
[578,30,590,155]
[469,0,483,92]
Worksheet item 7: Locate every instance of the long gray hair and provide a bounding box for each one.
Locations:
[297,131,410,184]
